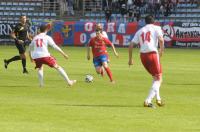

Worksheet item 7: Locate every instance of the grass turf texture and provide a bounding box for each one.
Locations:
[0,46,200,132]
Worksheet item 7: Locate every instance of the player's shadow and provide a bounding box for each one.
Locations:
[166,83,200,86]
[53,104,140,108]
[0,85,29,88]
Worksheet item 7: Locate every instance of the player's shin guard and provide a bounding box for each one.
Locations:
[57,67,71,84]
[38,69,44,87]
[105,67,113,82]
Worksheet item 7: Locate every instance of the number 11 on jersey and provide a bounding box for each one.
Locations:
[36,39,43,47]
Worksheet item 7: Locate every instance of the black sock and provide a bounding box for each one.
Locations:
[22,58,26,70]
[7,56,21,64]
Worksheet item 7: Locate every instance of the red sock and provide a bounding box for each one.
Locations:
[105,67,113,81]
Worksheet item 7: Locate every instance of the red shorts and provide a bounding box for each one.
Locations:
[34,56,57,69]
[140,52,162,79]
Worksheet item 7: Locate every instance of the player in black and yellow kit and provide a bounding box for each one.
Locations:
[4,15,32,74]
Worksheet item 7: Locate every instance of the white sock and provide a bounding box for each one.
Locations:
[145,86,156,103]
[145,80,161,103]
[153,80,161,101]
[57,67,71,84]
[38,69,44,87]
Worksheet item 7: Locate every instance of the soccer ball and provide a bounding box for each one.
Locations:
[85,74,93,83]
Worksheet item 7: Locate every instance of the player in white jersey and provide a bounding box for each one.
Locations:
[90,23,108,38]
[29,24,76,87]
[128,15,165,108]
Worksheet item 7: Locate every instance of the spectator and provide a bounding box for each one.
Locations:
[111,0,119,12]
[127,6,135,22]
[154,0,161,19]
[171,0,177,14]
[66,0,74,16]
[120,4,127,22]
[60,0,67,15]
[164,0,171,16]
[134,6,141,22]
[140,0,147,14]
[127,0,133,10]
[148,0,154,14]
[105,7,112,22]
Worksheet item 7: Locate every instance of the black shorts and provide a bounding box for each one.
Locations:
[15,42,26,54]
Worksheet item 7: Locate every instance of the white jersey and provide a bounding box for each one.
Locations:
[131,24,163,53]
[29,33,62,59]
[90,31,108,38]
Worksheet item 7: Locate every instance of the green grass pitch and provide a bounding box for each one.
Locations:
[0,46,200,132]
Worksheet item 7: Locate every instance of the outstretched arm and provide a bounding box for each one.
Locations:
[48,37,68,59]
[111,44,119,57]
[27,31,33,41]
[87,45,91,60]
[28,43,34,62]
[29,51,34,63]
[128,42,134,67]
[58,49,69,60]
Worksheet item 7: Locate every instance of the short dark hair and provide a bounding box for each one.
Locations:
[40,24,48,32]
[145,15,154,24]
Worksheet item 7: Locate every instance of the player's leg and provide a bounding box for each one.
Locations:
[35,56,76,86]
[20,53,28,74]
[20,44,28,74]
[95,66,102,74]
[34,58,44,86]
[102,62,114,83]
[152,53,164,106]
[4,42,23,69]
[4,56,21,69]
[144,80,156,106]
[141,52,164,107]
[38,66,44,87]
[100,66,105,76]
[54,64,76,86]
[141,53,157,107]
[101,55,114,83]
[93,56,104,76]
[153,75,164,106]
